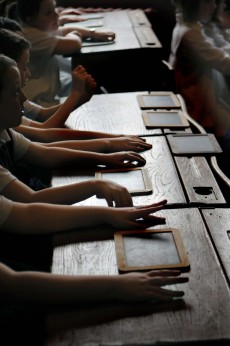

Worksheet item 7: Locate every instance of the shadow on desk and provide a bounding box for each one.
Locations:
[53,217,166,247]
[53,224,115,247]
[46,299,187,342]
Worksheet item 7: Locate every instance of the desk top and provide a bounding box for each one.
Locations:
[66,92,163,136]
[69,9,162,93]
[66,10,161,54]
[48,208,230,345]
[64,9,152,29]
[47,91,230,345]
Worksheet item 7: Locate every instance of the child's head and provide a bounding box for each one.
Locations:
[0,54,26,130]
[0,54,16,94]
[0,29,31,87]
[172,0,216,23]
[0,16,22,34]
[17,0,43,22]
[17,0,59,32]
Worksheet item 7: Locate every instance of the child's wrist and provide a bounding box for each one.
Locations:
[73,31,82,40]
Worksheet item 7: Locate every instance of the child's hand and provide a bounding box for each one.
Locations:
[91,30,116,42]
[94,180,133,207]
[100,152,146,169]
[105,200,167,229]
[115,270,188,302]
[106,137,152,153]
[71,65,97,103]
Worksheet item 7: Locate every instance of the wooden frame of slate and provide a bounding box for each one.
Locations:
[136,92,181,109]
[95,167,152,196]
[114,228,190,272]
[142,109,190,128]
[167,133,223,155]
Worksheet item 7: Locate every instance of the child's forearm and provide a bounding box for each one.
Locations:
[3,202,111,234]
[1,264,187,305]
[40,91,81,128]
[1,264,116,305]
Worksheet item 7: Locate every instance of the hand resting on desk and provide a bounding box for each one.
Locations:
[0,263,188,306]
[97,151,146,169]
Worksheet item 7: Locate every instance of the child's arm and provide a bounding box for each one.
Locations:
[24,143,147,170]
[13,125,152,152]
[54,27,115,55]
[0,262,187,305]
[59,25,116,43]
[14,125,145,142]
[1,199,168,234]
[41,136,152,153]
[3,178,133,206]
[22,65,97,129]
[23,100,61,123]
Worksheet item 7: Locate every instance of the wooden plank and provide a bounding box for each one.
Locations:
[47,208,230,345]
[64,10,151,30]
[143,136,186,203]
[52,135,186,204]
[65,92,190,136]
[65,92,162,136]
[202,208,230,281]
[175,156,226,204]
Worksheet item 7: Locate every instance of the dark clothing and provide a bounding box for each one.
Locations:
[0,251,50,346]
[0,129,51,191]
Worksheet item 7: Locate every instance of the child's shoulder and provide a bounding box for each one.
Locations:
[22,24,59,47]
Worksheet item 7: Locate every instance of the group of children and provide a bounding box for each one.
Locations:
[169,0,230,160]
[0,0,189,343]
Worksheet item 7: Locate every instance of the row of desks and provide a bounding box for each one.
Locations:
[46,91,230,345]
[66,9,163,92]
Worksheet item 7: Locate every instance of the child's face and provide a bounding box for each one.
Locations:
[17,49,31,88]
[0,66,26,130]
[30,0,59,32]
[198,0,217,23]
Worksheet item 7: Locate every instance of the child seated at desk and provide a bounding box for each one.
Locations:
[0,15,94,124]
[16,0,115,107]
[0,28,151,153]
[169,0,230,178]
[169,0,230,140]
[0,54,189,343]
[0,54,150,191]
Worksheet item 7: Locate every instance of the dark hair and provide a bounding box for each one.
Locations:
[0,28,30,62]
[0,15,22,32]
[16,0,42,22]
[0,54,17,93]
[172,0,201,22]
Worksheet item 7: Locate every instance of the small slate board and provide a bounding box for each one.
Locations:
[114,228,190,272]
[167,134,222,155]
[95,168,152,196]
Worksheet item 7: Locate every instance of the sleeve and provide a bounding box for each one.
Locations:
[24,26,59,56]
[0,196,13,227]
[184,25,230,74]
[21,116,32,126]
[24,100,42,121]
[0,167,17,193]
[9,129,31,160]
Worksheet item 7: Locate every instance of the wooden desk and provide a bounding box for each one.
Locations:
[65,92,226,205]
[68,9,152,29]
[46,91,230,345]
[48,208,230,345]
[69,10,162,92]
